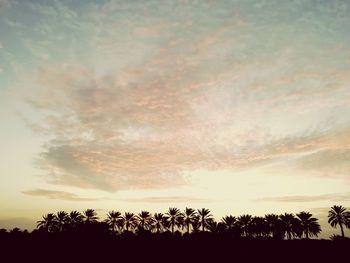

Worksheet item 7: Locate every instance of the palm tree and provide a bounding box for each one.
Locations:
[137,211,154,231]
[162,216,171,232]
[183,208,198,234]
[197,208,213,232]
[56,211,68,232]
[280,213,297,240]
[37,213,57,233]
[153,213,165,233]
[207,219,219,233]
[116,217,125,232]
[328,205,350,237]
[296,211,321,239]
[165,208,183,234]
[251,216,266,238]
[191,220,201,233]
[68,211,84,229]
[83,209,99,223]
[123,212,136,232]
[265,214,280,238]
[237,215,252,237]
[104,211,122,234]
[221,215,237,231]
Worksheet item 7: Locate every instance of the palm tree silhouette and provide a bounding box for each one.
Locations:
[251,216,266,238]
[37,213,57,233]
[162,216,171,232]
[83,209,99,223]
[296,211,321,239]
[183,208,198,234]
[166,208,183,234]
[328,205,350,237]
[116,217,125,232]
[32,208,330,242]
[153,213,165,233]
[280,213,297,240]
[56,211,68,232]
[123,212,136,232]
[137,211,154,231]
[237,214,252,237]
[265,214,280,238]
[207,219,219,233]
[197,208,212,232]
[104,211,122,234]
[68,211,84,229]
[221,215,237,231]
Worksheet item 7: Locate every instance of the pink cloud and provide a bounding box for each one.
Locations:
[21,17,350,192]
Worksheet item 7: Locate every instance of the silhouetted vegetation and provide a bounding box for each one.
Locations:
[1,206,349,262]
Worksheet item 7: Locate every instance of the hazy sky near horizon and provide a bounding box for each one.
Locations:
[1,0,350,237]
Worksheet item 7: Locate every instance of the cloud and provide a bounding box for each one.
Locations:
[22,189,98,201]
[255,192,350,203]
[24,61,350,191]
[124,196,216,203]
[294,149,350,177]
[15,0,350,192]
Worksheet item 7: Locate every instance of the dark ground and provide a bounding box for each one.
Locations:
[1,233,349,263]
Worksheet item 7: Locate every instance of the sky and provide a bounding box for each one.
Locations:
[0,0,350,238]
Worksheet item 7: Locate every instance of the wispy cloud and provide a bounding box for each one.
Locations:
[9,0,350,193]
[255,192,350,203]
[124,196,216,203]
[294,149,350,177]
[22,189,98,201]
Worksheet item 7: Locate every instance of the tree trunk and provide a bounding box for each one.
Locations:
[340,223,344,237]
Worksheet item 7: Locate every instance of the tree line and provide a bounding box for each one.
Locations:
[16,205,347,240]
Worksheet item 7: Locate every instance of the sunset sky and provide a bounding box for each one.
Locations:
[1,0,350,238]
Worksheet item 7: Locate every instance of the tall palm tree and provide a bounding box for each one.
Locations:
[68,211,84,229]
[197,208,213,232]
[251,216,266,238]
[328,205,350,237]
[116,218,125,232]
[165,208,183,234]
[280,213,297,240]
[137,211,154,231]
[183,208,198,234]
[296,211,321,239]
[37,213,57,233]
[265,214,280,238]
[237,214,252,237]
[83,209,99,223]
[56,211,68,232]
[162,216,171,232]
[191,220,201,233]
[104,211,122,233]
[153,213,165,233]
[221,215,237,231]
[123,212,136,232]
